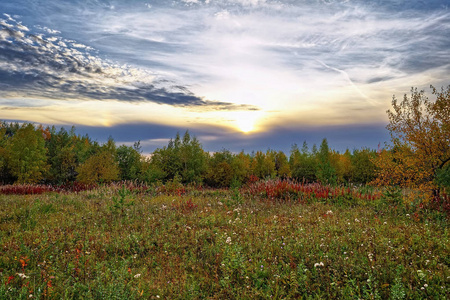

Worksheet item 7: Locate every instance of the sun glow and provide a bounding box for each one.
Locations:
[232,111,263,133]
[237,119,254,133]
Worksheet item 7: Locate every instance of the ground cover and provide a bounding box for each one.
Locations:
[0,182,448,299]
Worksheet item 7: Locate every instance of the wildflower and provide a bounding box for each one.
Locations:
[226,237,231,244]
[17,273,28,279]
[424,284,428,288]
[134,274,141,278]
[314,262,324,268]
[326,210,333,215]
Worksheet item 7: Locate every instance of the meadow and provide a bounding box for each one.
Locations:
[0,181,448,299]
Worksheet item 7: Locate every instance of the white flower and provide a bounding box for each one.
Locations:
[17,273,29,279]
[424,284,428,288]
[226,237,232,244]
[314,262,324,268]
[326,210,333,215]
[134,273,141,278]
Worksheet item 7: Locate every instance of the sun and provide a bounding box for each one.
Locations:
[237,118,254,133]
[233,111,262,133]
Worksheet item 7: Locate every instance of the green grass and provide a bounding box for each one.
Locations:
[0,186,448,299]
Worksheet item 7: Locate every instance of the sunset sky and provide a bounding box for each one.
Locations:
[1,0,449,153]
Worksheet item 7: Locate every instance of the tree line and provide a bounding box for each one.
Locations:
[1,85,448,193]
[0,122,378,187]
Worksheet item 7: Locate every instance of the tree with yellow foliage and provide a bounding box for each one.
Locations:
[374,85,450,195]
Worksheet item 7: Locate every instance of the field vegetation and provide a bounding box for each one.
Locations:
[0,182,449,299]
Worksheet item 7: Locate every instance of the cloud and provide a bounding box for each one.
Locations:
[0,16,258,111]
[71,121,389,154]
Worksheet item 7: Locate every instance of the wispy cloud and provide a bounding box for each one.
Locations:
[0,15,258,111]
[84,1,449,103]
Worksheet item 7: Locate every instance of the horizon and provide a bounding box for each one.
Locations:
[1,0,449,153]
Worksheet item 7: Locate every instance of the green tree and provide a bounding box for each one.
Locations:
[45,126,78,183]
[351,148,377,184]
[290,142,317,182]
[5,123,49,183]
[205,149,234,187]
[179,131,207,183]
[316,138,336,185]
[251,151,276,179]
[267,150,290,178]
[150,131,207,184]
[75,138,119,184]
[0,125,11,183]
[76,151,119,184]
[231,151,251,186]
[117,142,143,181]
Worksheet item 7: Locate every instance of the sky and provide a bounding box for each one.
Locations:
[0,0,449,154]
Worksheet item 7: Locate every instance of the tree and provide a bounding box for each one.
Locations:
[351,149,377,184]
[5,123,49,183]
[76,138,119,184]
[231,151,251,185]
[290,142,317,182]
[117,142,142,181]
[330,149,352,184]
[273,150,291,178]
[0,125,11,183]
[251,151,276,179]
[374,85,450,193]
[179,131,207,183]
[76,151,119,184]
[316,138,336,185]
[149,131,207,184]
[45,126,78,183]
[205,149,234,187]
